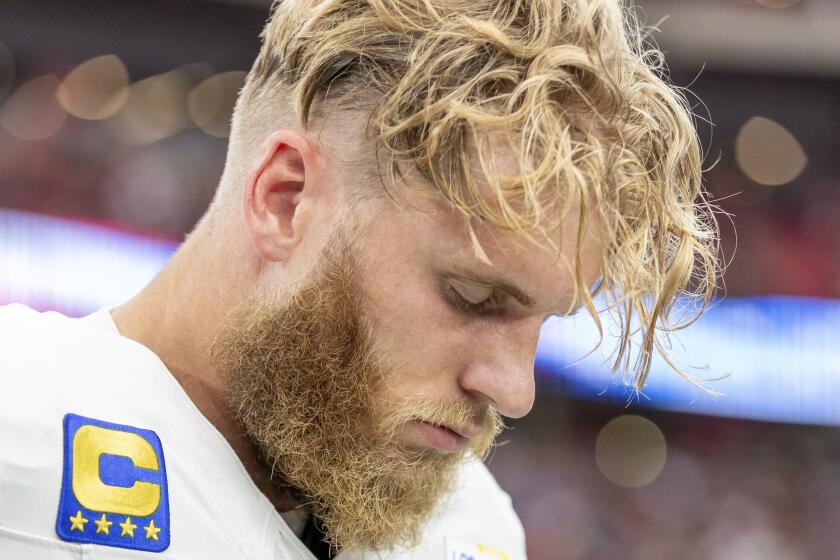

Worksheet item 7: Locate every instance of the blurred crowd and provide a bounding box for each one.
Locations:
[706,161,840,299]
[0,123,222,237]
[490,395,840,560]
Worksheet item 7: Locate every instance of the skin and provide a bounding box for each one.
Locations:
[111,120,603,517]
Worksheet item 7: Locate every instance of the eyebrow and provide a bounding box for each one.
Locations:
[447,265,588,317]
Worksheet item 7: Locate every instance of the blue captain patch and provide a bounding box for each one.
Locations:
[56,413,170,552]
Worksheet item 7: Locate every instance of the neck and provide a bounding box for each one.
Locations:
[110,218,301,512]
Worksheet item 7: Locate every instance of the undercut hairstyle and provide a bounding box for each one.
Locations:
[215,0,721,393]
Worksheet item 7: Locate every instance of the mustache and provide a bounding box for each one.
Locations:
[380,396,506,456]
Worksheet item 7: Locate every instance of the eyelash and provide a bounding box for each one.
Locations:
[444,285,498,315]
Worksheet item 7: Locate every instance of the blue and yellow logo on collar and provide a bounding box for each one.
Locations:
[56,413,170,552]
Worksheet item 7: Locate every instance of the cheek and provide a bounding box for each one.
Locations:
[368,277,473,392]
[355,217,474,393]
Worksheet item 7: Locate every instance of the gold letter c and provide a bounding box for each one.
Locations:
[71,424,161,517]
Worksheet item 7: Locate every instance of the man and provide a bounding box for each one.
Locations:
[0,0,718,558]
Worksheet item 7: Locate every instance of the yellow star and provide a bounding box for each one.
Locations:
[69,510,88,532]
[94,513,112,535]
[119,516,137,538]
[143,519,161,541]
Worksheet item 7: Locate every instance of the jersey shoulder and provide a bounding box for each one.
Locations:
[0,304,172,553]
[0,304,318,559]
[0,302,165,408]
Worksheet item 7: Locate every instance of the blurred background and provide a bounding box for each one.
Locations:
[1,0,839,558]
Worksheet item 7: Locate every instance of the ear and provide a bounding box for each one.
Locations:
[243,130,322,262]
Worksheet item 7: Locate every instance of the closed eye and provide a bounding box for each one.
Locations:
[442,276,506,315]
[443,284,500,315]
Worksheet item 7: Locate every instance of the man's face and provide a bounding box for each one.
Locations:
[213,222,504,553]
[214,152,601,552]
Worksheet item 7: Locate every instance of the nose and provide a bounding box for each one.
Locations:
[457,324,539,419]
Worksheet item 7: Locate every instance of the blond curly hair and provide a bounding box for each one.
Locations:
[220,0,720,392]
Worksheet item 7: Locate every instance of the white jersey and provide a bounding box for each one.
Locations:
[0,303,527,560]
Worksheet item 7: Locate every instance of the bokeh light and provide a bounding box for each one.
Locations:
[595,414,667,488]
[1,74,67,141]
[0,42,15,101]
[188,71,246,138]
[56,54,129,120]
[109,70,191,145]
[735,116,807,186]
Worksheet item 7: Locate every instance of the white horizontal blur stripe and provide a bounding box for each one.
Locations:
[0,208,177,317]
[538,294,840,427]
